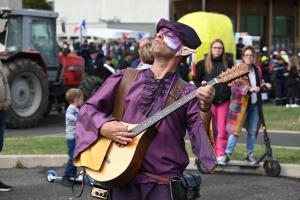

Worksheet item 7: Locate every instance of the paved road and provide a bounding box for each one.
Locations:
[0,167,299,200]
[5,110,300,148]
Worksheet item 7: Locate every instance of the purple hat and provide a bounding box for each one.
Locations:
[156,18,201,50]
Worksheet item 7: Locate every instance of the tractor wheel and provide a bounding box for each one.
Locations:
[78,76,103,101]
[3,58,49,128]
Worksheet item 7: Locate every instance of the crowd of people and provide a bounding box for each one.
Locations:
[262,50,300,107]
[58,35,190,84]
[60,36,300,109]
[236,37,300,107]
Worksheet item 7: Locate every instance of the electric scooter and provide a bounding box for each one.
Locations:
[196,90,281,177]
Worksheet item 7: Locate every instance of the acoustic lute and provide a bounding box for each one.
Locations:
[85,63,249,188]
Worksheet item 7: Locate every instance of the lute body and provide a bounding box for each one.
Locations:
[85,123,157,188]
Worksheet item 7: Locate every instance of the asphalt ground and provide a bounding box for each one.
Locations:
[0,167,300,200]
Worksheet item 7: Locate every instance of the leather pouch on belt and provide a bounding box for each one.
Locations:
[170,173,201,200]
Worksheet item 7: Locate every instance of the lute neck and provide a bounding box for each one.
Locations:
[130,78,218,135]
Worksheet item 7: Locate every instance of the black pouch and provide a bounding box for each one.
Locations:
[170,173,201,200]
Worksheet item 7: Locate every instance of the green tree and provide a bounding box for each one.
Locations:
[23,0,52,10]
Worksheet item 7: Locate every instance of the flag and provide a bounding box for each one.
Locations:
[122,33,128,40]
[138,33,144,40]
[189,53,196,77]
[73,19,86,33]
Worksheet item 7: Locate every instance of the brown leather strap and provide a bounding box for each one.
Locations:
[138,170,171,182]
[112,68,140,120]
[166,78,186,107]
[156,78,187,127]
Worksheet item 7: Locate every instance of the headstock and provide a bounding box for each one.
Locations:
[216,63,249,83]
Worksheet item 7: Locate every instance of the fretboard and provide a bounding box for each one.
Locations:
[130,78,218,135]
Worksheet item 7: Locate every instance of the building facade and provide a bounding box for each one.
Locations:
[53,0,170,41]
[172,0,300,53]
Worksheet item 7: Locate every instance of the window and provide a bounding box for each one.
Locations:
[174,13,187,21]
[31,19,58,66]
[6,16,22,52]
[272,16,293,51]
[240,15,264,36]
[273,16,293,36]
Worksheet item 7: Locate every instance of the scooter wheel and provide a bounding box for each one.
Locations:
[264,160,281,177]
[195,158,210,174]
[46,170,58,182]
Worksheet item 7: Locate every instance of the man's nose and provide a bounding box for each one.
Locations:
[156,32,164,39]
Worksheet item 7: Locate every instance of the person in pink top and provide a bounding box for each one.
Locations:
[194,39,233,164]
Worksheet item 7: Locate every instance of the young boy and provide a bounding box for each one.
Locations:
[61,88,84,187]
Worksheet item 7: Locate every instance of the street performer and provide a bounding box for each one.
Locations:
[73,18,217,199]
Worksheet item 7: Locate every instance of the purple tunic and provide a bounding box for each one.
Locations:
[74,69,217,185]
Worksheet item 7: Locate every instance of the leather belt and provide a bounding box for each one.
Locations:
[138,170,171,182]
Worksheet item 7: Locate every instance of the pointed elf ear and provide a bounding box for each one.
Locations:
[175,45,196,56]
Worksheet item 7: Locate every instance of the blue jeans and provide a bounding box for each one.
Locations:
[63,139,77,177]
[0,110,6,152]
[225,102,259,154]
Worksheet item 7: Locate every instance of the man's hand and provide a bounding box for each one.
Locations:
[99,121,136,145]
[196,81,215,110]
[2,102,9,111]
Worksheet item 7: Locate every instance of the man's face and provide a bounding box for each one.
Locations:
[152,28,182,55]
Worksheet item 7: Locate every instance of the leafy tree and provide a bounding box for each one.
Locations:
[23,0,52,10]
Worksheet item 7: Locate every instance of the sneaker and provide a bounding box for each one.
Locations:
[291,104,299,108]
[0,181,12,192]
[217,156,222,162]
[245,153,256,164]
[61,176,73,187]
[286,104,291,108]
[218,154,230,165]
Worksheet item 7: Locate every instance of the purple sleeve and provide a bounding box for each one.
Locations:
[74,71,125,158]
[185,84,217,171]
